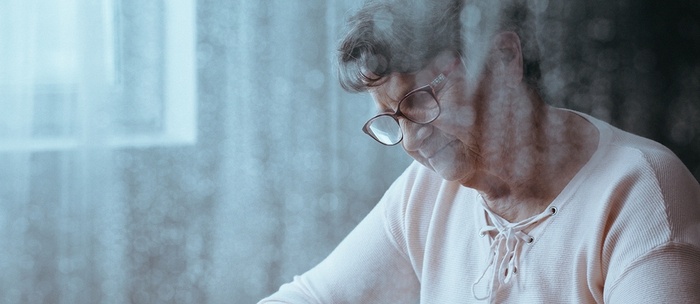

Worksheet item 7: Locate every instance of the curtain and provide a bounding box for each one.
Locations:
[0,1,697,304]
[0,0,123,303]
[204,1,412,301]
[0,0,411,303]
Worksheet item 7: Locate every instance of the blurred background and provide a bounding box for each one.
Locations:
[0,0,697,303]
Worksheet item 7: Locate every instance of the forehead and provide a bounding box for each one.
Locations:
[368,70,434,110]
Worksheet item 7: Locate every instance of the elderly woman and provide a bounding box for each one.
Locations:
[260,0,700,303]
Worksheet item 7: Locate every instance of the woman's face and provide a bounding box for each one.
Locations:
[369,63,496,183]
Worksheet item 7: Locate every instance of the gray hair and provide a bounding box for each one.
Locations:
[337,0,542,94]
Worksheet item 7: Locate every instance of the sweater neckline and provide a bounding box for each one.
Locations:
[471,110,612,301]
[552,109,612,210]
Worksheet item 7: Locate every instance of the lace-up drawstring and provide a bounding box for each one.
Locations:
[471,195,556,301]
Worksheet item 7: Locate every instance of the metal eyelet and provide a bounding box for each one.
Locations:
[550,206,558,215]
[527,236,534,244]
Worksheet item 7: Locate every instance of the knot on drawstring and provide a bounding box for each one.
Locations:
[471,195,556,301]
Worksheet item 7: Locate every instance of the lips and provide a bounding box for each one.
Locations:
[424,139,456,159]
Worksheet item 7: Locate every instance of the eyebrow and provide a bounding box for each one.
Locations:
[387,78,419,107]
[371,72,423,112]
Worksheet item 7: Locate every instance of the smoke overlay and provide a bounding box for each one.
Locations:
[0,1,697,303]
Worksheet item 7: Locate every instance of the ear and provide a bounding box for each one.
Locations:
[490,31,523,87]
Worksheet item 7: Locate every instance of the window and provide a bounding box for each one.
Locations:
[0,0,197,152]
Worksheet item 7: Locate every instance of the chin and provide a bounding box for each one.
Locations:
[433,161,473,182]
[427,151,474,183]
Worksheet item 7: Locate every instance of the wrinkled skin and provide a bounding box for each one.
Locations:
[369,32,599,222]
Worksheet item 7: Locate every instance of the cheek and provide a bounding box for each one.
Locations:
[434,102,477,140]
[436,87,480,134]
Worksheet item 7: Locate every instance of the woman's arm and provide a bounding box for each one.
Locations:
[605,243,700,303]
[258,197,420,303]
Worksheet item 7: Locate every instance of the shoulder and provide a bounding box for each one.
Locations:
[581,120,700,289]
[605,242,700,303]
[575,111,694,190]
[584,117,700,207]
[379,161,474,251]
[378,161,441,233]
[602,125,700,213]
[381,161,454,211]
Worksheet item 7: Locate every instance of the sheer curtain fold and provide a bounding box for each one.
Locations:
[0,1,124,303]
[209,1,412,302]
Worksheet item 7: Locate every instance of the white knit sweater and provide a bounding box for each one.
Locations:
[259,113,700,303]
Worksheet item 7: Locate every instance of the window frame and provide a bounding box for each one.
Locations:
[0,0,198,152]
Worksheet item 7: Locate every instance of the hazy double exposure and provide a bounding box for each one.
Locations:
[0,0,697,303]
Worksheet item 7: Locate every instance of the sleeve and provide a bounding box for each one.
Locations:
[605,243,700,303]
[603,145,700,303]
[257,170,421,304]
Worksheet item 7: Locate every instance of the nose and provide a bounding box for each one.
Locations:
[400,118,432,152]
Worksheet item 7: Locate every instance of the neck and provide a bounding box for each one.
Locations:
[461,89,598,222]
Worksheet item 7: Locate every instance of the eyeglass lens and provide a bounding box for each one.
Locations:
[399,90,440,123]
[367,115,402,145]
[367,90,439,145]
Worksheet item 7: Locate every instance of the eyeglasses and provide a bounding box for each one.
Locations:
[362,73,448,145]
